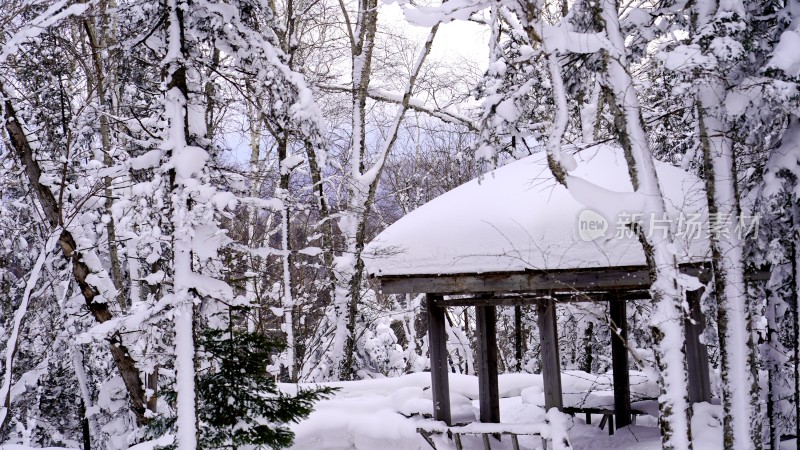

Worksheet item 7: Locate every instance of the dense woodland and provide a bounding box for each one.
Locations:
[0,0,799,449]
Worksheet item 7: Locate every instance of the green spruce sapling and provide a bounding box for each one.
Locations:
[147,305,335,449]
[196,306,335,449]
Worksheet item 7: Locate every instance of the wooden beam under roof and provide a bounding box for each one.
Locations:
[374,264,771,295]
[375,265,709,295]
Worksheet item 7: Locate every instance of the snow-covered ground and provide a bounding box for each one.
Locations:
[282,371,795,450]
[1,371,796,449]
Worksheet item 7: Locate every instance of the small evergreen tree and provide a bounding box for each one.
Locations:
[196,307,335,449]
[145,305,335,449]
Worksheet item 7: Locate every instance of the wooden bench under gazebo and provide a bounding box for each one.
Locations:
[364,145,714,439]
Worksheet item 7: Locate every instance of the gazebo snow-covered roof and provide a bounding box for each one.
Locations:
[363,144,715,432]
[364,144,709,278]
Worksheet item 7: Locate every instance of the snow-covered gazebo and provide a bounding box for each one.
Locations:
[363,144,713,432]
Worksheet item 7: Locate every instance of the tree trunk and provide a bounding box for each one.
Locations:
[697,99,760,449]
[83,14,127,312]
[275,135,298,381]
[793,240,800,444]
[765,284,779,450]
[539,2,694,445]
[600,3,693,446]
[1,82,148,425]
[334,7,439,380]
[514,305,524,372]
[164,2,199,447]
[581,321,593,373]
[333,0,380,381]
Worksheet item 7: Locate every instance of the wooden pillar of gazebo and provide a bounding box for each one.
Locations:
[538,298,564,410]
[610,298,632,428]
[685,288,712,403]
[426,294,452,425]
[476,305,501,423]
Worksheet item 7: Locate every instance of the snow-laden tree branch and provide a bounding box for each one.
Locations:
[318,83,479,131]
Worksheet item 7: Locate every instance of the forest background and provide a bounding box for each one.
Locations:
[0,0,799,449]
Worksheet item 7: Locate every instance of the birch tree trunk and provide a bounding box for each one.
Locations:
[163,0,199,446]
[541,1,694,446]
[331,2,439,379]
[764,280,782,449]
[691,1,760,446]
[795,240,800,446]
[600,4,694,447]
[0,242,49,429]
[330,0,379,380]
[83,7,127,312]
[274,134,298,381]
[697,96,760,449]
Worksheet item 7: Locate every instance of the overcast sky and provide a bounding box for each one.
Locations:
[380,3,490,69]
